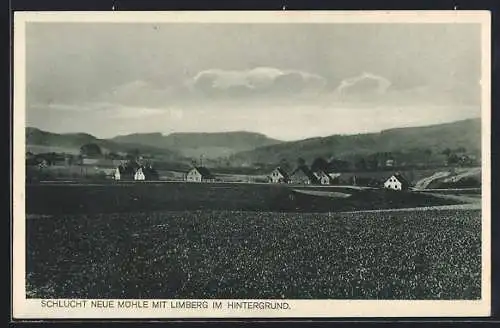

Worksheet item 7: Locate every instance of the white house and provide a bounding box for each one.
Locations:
[134,167,146,181]
[113,167,121,180]
[313,170,334,185]
[186,166,215,182]
[269,167,289,183]
[384,173,410,191]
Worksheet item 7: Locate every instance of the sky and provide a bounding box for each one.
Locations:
[25,22,482,141]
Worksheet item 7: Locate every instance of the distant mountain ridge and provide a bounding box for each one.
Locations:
[227,118,482,166]
[26,118,481,167]
[111,131,283,159]
[25,127,181,160]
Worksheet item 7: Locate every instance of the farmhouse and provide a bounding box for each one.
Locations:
[186,166,216,182]
[113,167,121,180]
[383,173,410,191]
[312,170,335,185]
[269,167,290,183]
[115,164,159,181]
[290,166,318,185]
[385,159,395,168]
[134,167,146,181]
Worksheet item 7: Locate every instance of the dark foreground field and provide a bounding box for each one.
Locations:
[26,208,481,300]
[26,182,462,214]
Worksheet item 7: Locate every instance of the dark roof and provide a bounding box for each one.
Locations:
[141,165,159,178]
[274,167,290,179]
[194,166,215,179]
[314,170,334,182]
[291,165,319,183]
[391,173,410,186]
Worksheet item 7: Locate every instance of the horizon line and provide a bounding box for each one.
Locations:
[25,116,481,143]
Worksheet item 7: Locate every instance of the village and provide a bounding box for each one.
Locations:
[25,149,417,192]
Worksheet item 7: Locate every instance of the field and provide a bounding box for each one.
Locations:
[25,182,464,215]
[26,144,80,155]
[25,182,480,300]
[26,208,481,300]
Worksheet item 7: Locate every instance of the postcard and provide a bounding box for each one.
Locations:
[12,10,491,319]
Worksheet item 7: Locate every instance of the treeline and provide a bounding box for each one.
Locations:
[208,147,480,176]
[271,147,478,174]
[26,143,161,166]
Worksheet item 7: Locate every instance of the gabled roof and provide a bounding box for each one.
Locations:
[328,172,341,179]
[313,170,335,183]
[192,166,215,179]
[273,167,290,179]
[291,165,318,183]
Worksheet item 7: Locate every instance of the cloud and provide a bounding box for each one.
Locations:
[189,67,327,98]
[334,72,392,99]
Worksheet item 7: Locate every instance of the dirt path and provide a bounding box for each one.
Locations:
[337,202,481,214]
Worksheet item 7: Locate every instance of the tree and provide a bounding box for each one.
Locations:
[367,154,379,171]
[442,148,452,156]
[330,158,351,172]
[144,166,160,180]
[311,157,329,172]
[279,158,292,172]
[107,152,120,160]
[355,158,367,171]
[80,143,102,157]
[296,157,306,167]
[126,148,141,160]
[447,153,459,165]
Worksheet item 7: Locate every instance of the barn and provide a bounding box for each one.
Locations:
[114,164,159,181]
[186,166,216,182]
[290,166,318,185]
[269,167,290,183]
[312,170,335,185]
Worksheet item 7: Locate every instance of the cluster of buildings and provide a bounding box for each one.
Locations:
[269,165,409,191]
[113,165,158,181]
[268,165,341,185]
[28,150,410,190]
[112,160,159,181]
[185,165,410,191]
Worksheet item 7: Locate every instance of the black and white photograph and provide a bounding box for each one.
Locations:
[13,11,491,318]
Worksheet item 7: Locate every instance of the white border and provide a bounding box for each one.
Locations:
[12,10,491,319]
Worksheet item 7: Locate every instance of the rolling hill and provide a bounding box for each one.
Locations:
[226,118,482,166]
[25,127,182,160]
[26,118,482,168]
[111,131,283,159]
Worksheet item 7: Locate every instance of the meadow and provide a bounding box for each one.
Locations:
[26,208,481,300]
[26,182,462,215]
[25,182,479,300]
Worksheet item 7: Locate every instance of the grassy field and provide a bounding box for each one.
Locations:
[26,208,481,300]
[25,182,463,215]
